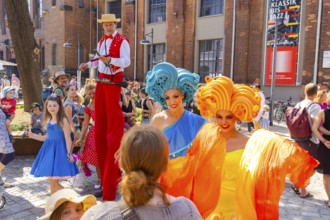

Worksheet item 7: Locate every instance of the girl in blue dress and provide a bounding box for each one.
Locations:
[27,94,79,194]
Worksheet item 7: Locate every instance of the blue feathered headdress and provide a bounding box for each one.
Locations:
[145,62,200,107]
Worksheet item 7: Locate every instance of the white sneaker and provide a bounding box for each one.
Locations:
[94,184,101,190]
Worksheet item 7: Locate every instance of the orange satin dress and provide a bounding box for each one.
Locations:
[161,123,227,219]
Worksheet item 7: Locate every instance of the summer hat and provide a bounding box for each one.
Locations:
[54,70,70,84]
[97,14,121,23]
[38,189,97,220]
[3,86,17,99]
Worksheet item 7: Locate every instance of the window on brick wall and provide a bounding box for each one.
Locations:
[200,0,224,17]
[79,44,84,64]
[148,0,166,24]
[0,51,3,60]
[1,20,6,35]
[78,0,84,8]
[52,44,57,65]
[148,43,166,69]
[40,47,45,70]
[2,6,6,35]
[107,0,122,28]
[52,0,56,7]
[35,0,43,29]
[198,39,223,81]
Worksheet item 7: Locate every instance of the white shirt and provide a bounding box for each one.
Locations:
[88,31,130,75]
[254,91,265,121]
[263,111,269,120]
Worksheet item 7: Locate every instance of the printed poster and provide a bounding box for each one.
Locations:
[265,0,301,85]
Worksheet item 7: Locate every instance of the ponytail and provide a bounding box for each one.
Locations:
[120,171,169,207]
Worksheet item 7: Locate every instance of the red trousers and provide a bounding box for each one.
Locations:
[95,72,124,201]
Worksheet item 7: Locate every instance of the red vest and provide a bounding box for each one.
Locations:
[99,33,128,73]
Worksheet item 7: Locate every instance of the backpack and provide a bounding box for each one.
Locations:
[285,102,316,141]
[41,87,53,104]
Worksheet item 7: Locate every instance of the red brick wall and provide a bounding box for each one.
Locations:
[301,0,330,85]
[36,0,94,75]
[121,1,135,79]
[1,0,329,87]
[166,0,196,71]
[183,0,196,72]
[122,0,196,80]
[40,1,66,70]
[166,0,185,67]
[64,0,93,69]
[232,1,250,83]
[224,0,234,78]
[122,0,330,87]
[302,0,319,84]
[317,1,330,85]
[122,0,146,81]
[137,0,146,82]
[226,0,264,84]
[246,0,265,85]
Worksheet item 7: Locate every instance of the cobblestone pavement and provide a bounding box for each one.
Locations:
[0,123,329,219]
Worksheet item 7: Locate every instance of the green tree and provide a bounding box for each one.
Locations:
[4,0,42,111]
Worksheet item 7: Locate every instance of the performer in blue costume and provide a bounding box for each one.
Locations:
[147,62,206,158]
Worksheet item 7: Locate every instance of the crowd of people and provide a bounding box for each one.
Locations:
[0,13,329,220]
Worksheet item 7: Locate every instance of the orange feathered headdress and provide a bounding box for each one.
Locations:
[195,76,261,122]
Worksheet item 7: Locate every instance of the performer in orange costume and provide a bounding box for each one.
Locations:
[79,14,130,201]
[162,76,318,220]
[162,76,261,219]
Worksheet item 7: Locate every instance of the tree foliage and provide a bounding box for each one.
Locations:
[4,0,42,111]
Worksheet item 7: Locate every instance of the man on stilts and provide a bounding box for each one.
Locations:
[79,14,130,201]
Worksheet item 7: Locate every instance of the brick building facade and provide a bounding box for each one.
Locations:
[121,0,329,101]
[0,0,96,81]
[0,0,328,101]
[35,0,96,77]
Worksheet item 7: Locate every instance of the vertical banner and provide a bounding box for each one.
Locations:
[265,0,301,85]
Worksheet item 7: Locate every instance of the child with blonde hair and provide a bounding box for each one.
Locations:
[38,188,96,220]
[76,84,101,190]
[260,105,270,129]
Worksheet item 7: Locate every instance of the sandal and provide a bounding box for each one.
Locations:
[290,185,300,195]
[324,200,330,208]
[299,192,313,198]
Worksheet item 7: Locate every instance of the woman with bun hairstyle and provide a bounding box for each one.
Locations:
[146,62,206,158]
[82,125,202,220]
